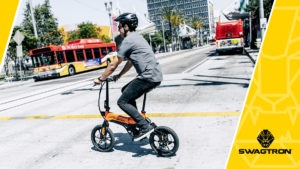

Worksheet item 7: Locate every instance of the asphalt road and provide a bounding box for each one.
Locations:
[0,46,254,169]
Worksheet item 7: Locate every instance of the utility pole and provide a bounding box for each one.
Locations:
[105,1,114,42]
[28,0,38,39]
[259,0,266,40]
[249,11,252,46]
[246,0,252,47]
[200,28,203,46]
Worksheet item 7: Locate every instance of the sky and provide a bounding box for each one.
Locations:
[15,0,236,28]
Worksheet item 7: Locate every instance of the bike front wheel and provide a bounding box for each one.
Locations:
[149,126,179,157]
[91,125,115,152]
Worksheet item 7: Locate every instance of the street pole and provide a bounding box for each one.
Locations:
[200,28,203,46]
[105,1,114,42]
[249,12,252,47]
[246,0,252,47]
[161,20,167,52]
[259,0,266,40]
[28,0,38,39]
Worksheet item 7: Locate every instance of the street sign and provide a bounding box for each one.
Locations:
[260,18,267,29]
[13,30,25,45]
[17,45,23,57]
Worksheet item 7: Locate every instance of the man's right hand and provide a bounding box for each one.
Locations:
[93,77,103,86]
[111,74,120,81]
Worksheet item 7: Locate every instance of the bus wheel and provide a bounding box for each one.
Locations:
[68,66,76,76]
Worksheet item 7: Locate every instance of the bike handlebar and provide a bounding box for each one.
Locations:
[93,76,117,87]
[106,76,116,82]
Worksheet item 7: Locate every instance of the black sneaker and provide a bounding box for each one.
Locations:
[133,125,154,142]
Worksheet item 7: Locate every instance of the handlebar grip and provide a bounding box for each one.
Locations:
[106,76,115,82]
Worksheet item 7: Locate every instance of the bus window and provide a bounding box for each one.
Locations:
[101,47,107,56]
[108,47,113,53]
[85,49,93,60]
[93,48,100,58]
[31,52,55,67]
[48,52,56,65]
[66,50,75,62]
[56,51,65,63]
[76,49,85,61]
[44,53,54,65]
[32,56,41,67]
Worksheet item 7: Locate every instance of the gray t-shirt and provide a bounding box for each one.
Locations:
[117,32,163,82]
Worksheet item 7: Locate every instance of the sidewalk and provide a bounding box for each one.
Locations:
[244,47,260,64]
[0,78,34,90]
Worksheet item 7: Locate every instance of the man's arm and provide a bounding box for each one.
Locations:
[94,56,123,84]
[118,60,133,78]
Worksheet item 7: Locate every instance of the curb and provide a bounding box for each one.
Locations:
[244,48,258,65]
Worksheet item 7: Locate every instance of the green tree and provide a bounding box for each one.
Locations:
[170,9,184,50]
[247,0,274,48]
[170,9,185,30]
[143,32,163,47]
[151,32,163,47]
[143,31,169,52]
[161,5,175,40]
[16,0,63,47]
[247,0,274,21]
[100,34,111,43]
[161,6,184,49]
[8,26,38,59]
[190,16,204,46]
[67,22,102,41]
[35,0,63,46]
[22,2,37,42]
[190,16,204,31]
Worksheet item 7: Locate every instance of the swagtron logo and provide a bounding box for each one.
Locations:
[257,129,274,148]
[239,129,292,154]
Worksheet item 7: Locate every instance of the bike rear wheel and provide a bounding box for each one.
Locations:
[91,125,115,152]
[149,126,179,157]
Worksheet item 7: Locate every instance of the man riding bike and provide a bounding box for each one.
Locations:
[93,13,163,141]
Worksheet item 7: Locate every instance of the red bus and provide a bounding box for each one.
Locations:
[215,19,244,54]
[29,38,116,81]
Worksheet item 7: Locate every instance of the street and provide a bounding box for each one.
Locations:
[0,46,254,169]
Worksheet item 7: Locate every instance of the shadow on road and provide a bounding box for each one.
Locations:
[113,133,156,157]
[194,74,250,81]
[91,133,156,157]
[157,74,249,89]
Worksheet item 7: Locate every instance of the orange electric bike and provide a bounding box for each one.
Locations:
[91,76,179,157]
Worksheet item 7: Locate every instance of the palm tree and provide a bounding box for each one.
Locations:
[170,9,185,50]
[160,5,175,39]
[161,5,185,50]
[190,16,204,46]
[170,9,185,30]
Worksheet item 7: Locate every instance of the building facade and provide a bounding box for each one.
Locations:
[147,0,214,39]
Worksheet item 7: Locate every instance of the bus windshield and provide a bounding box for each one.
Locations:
[32,52,56,67]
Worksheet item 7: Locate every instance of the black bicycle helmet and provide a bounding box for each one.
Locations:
[115,12,138,30]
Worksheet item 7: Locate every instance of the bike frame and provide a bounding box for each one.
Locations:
[99,78,150,128]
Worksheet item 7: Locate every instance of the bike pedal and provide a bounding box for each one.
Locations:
[140,137,148,142]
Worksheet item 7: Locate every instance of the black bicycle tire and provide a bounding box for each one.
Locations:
[91,125,115,152]
[149,126,179,157]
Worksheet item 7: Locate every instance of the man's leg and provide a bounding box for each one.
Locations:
[118,79,154,127]
[121,81,138,110]
[118,79,160,141]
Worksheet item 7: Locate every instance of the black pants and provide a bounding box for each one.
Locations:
[117,78,160,127]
